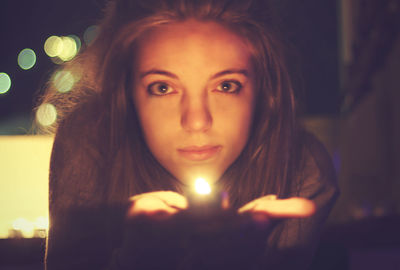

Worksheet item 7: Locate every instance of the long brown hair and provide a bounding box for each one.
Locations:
[38,0,303,208]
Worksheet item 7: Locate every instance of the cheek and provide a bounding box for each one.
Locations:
[216,93,253,129]
[136,101,178,150]
[232,107,253,145]
[215,100,253,151]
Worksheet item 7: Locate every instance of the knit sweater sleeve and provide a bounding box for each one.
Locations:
[260,133,340,270]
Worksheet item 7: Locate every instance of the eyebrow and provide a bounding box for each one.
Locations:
[139,68,249,80]
[139,69,179,79]
[210,69,249,80]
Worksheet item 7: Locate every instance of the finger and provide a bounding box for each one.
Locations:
[127,196,178,218]
[245,194,277,223]
[238,200,257,213]
[252,197,316,218]
[265,194,277,200]
[238,194,276,213]
[151,191,189,210]
[129,191,188,209]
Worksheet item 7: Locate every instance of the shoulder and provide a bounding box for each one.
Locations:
[265,132,340,269]
[293,130,339,201]
[303,131,336,181]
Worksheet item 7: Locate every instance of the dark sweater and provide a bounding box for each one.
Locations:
[45,103,339,270]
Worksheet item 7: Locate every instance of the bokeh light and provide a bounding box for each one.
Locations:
[34,216,49,238]
[12,218,34,238]
[50,57,65,65]
[58,36,77,61]
[53,70,76,93]
[0,73,11,94]
[17,48,36,70]
[36,103,57,127]
[194,177,211,195]
[69,34,82,52]
[34,216,49,230]
[83,25,99,45]
[44,36,63,57]
[44,35,80,62]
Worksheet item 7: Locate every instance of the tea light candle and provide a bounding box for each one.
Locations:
[187,177,225,216]
[194,177,211,195]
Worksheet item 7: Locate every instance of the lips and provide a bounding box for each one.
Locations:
[177,145,221,161]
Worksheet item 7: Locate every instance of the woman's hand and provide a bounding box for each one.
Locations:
[118,191,188,268]
[238,195,316,223]
[127,191,188,220]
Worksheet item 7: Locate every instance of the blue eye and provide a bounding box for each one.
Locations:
[216,80,242,93]
[147,82,175,95]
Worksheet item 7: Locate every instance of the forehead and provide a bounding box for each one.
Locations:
[134,20,252,72]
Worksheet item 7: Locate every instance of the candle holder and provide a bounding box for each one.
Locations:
[176,179,270,270]
[184,177,228,216]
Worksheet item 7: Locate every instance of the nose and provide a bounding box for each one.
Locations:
[180,94,212,132]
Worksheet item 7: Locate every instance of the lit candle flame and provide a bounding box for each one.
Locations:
[194,177,211,195]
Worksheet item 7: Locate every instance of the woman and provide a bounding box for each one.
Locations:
[40,0,339,269]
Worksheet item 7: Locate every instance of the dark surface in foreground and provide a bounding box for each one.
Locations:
[1,215,400,270]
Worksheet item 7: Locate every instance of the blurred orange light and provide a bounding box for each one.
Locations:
[35,216,49,230]
[12,218,34,238]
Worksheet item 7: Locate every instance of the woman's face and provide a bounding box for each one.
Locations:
[133,20,255,185]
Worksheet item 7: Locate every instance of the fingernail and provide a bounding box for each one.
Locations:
[266,195,277,200]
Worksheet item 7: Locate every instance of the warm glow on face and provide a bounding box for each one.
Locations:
[194,177,211,195]
[133,20,255,183]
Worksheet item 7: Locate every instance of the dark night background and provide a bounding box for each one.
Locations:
[0,0,340,135]
[0,0,106,134]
